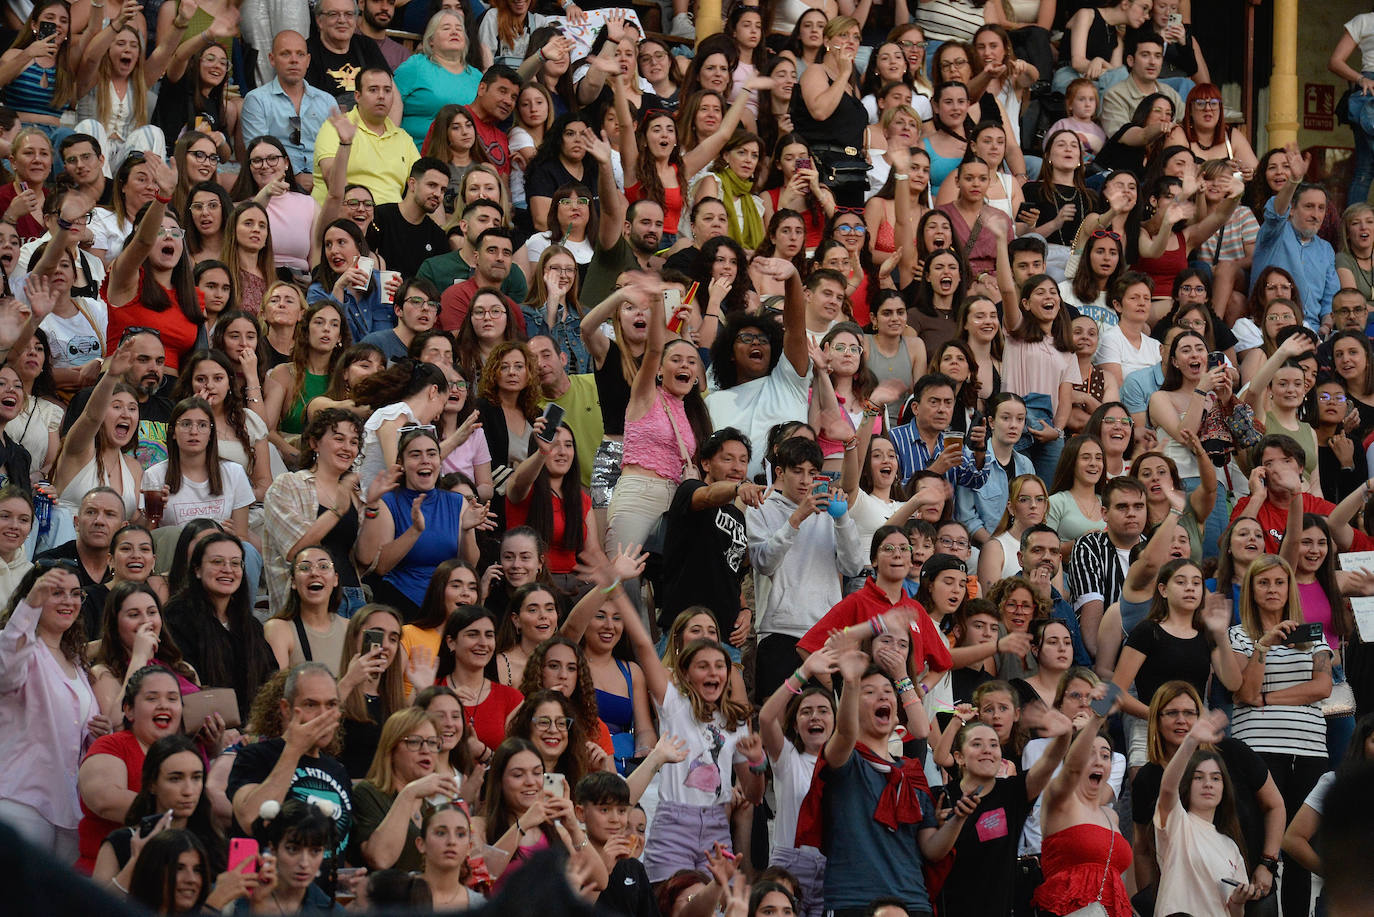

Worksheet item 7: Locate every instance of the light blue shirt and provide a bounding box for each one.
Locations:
[1119,364,1164,415]
[1251,194,1339,331]
[240,78,337,177]
[956,446,1034,538]
[308,271,394,342]
[888,421,991,490]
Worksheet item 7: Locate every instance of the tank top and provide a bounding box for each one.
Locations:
[924,136,965,193]
[4,63,59,117]
[1061,8,1116,70]
[594,658,635,733]
[623,390,694,482]
[865,334,915,391]
[287,613,350,670]
[318,502,361,586]
[102,268,202,371]
[593,339,635,436]
[282,371,329,435]
[789,69,867,156]
[1133,230,1188,297]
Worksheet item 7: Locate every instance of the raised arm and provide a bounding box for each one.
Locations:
[1156,712,1227,830]
[759,647,837,759]
[607,574,670,705]
[1044,706,1106,810]
[1272,142,1307,218]
[594,130,625,251]
[682,76,775,178]
[580,287,631,366]
[822,644,868,769]
[107,154,177,308]
[623,280,664,424]
[611,73,639,189]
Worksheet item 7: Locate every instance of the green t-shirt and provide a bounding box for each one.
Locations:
[417,251,529,304]
[581,238,642,310]
[554,374,605,487]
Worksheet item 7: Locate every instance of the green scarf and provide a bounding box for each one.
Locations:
[717,167,765,251]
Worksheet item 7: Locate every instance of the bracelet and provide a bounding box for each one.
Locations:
[1168,507,1183,516]
[363,506,380,519]
[601,577,622,594]
[895,676,915,693]
[337,142,352,147]
[153,192,171,204]
[173,18,190,28]
[871,615,888,637]
[514,815,523,833]
[1261,692,1268,707]
[1258,856,1279,873]
[747,756,768,774]
[893,172,909,181]
[1193,388,1208,397]
[843,436,858,452]
[784,678,802,695]
[111,876,126,892]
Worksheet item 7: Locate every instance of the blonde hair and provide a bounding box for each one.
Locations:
[364,707,438,790]
[1237,554,1305,643]
[421,10,466,60]
[1343,202,1374,255]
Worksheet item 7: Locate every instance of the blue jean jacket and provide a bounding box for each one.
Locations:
[308,271,394,342]
[956,448,1035,538]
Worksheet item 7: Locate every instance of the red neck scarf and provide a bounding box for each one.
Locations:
[794,741,935,850]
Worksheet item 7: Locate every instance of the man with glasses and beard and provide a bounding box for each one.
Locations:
[59,329,174,468]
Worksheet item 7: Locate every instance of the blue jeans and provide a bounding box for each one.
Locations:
[1160,76,1196,103]
[339,586,368,619]
[1181,473,1228,561]
[1017,393,1062,482]
[1348,73,1374,206]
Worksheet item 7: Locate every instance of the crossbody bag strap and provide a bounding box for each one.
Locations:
[293,614,313,662]
[661,390,693,472]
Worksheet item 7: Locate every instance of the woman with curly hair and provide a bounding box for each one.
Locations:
[475,340,543,469]
[508,687,606,788]
[516,634,614,752]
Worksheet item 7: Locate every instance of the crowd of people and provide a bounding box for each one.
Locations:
[0,0,1371,915]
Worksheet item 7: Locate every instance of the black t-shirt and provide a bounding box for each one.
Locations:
[1022,182,1100,247]
[658,479,748,634]
[1130,736,1269,866]
[1123,619,1214,710]
[525,158,600,211]
[0,431,30,494]
[226,737,354,859]
[937,772,1034,916]
[596,856,656,917]
[365,203,450,281]
[305,35,391,102]
[1094,124,1148,178]
[338,694,385,779]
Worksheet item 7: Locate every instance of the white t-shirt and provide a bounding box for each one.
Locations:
[215,409,268,470]
[850,489,902,553]
[768,742,819,857]
[706,355,811,479]
[142,460,255,526]
[1153,793,1249,917]
[526,231,594,267]
[653,683,750,807]
[1346,13,1374,73]
[1303,770,1336,814]
[40,301,107,371]
[359,402,419,492]
[1095,325,1162,379]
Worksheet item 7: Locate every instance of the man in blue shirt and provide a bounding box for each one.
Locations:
[1250,141,1339,335]
[889,372,990,491]
[240,30,337,191]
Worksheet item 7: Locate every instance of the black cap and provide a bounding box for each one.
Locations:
[919,553,967,581]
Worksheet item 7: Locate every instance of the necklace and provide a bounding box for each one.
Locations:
[1053,183,1079,207]
[269,891,290,914]
[1355,252,1374,293]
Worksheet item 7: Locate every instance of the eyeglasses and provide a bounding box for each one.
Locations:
[157,227,185,240]
[120,326,161,342]
[939,58,969,70]
[1160,708,1199,721]
[189,200,221,213]
[835,224,866,235]
[343,198,374,208]
[471,307,504,319]
[204,557,244,570]
[736,332,768,345]
[1178,284,1207,294]
[249,154,284,169]
[400,735,443,752]
[1002,600,1036,611]
[879,543,914,555]
[546,266,577,275]
[897,39,927,49]
[1335,306,1367,316]
[289,116,301,147]
[558,196,591,206]
[1016,494,1048,505]
[403,295,440,310]
[1319,392,1349,403]
[51,211,93,224]
[399,423,439,436]
[294,559,335,573]
[1099,416,1133,427]
[176,419,211,431]
[448,381,467,393]
[532,716,574,733]
[51,586,86,603]
[1192,99,1221,110]
[938,536,969,550]
[186,149,221,165]
[827,342,862,354]
[63,151,98,166]
[1089,229,1122,241]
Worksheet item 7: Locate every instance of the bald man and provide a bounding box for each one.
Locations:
[240,30,338,191]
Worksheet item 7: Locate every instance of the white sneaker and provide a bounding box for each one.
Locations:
[669,11,694,39]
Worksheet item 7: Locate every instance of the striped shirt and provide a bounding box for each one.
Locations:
[889,421,992,491]
[1064,530,1144,612]
[1198,207,1261,265]
[1228,625,1331,758]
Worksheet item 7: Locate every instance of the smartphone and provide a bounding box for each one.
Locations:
[362,627,385,655]
[1016,202,1039,222]
[37,21,56,39]
[228,838,259,877]
[664,287,685,333]
[1167,12,1183,28]
[1282,622,1325,645]
[1207,351,1225,370]
[814,470,839,494]
[538,402,565,443]
[139,811,171,837]
[1090,682,1123,716]
[797,156,813,173]
[543,772,567,798]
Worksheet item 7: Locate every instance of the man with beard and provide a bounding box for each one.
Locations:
[1251,141,1339,334]
[35,487,126,639]
[466,66,520,175]
[60,329,173,468]
[416,198,521,296]
[241,30,337,191]
[438,227,527,333]
[356,0,410,70]
[580,158,664,308]
[1064,477,1149,658]
[366,157,451,278]
[1013,523,1091,665]
[527,334,601,486]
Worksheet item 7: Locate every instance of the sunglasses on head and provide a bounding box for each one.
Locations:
[1089,229,1121,241]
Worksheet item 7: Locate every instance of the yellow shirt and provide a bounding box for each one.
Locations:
[401,623,443,699]
[312,107,419,206]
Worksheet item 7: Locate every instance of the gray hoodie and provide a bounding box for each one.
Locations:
[746,491,866,639]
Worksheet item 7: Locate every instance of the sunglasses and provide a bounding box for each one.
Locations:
[1089,229,1122,241]
[120,326,162,343]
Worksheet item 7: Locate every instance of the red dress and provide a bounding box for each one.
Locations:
[75,730,145,873]
[1033,821,1133,917]
[1132,230,1188,297]
[101,267,202,370]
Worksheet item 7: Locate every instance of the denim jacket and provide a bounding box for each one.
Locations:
[956,447,1035,538]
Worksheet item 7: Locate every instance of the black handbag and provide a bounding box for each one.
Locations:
[810,143,871,195]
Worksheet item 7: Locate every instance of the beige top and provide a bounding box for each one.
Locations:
[286,613,350,675]
[1153,793,1248,917]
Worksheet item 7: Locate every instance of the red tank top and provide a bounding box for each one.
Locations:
[102,267,202,370]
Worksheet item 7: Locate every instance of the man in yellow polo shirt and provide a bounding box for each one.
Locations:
[311,66,418,205]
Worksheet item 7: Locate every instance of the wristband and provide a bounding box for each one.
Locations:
[1261,692,1268,707]
[337,142,352,147]
[747,757,768,774]
[1193,388,1208,397]
[1168,507,1183,516]
[895,677,915,693]
[893,172,909,181]
[153,192,172,204]
[601,577,622,595]
[514,815,523,833]
[1258,856,1279,873]
[363,506,380,519]
[784,678,802,696]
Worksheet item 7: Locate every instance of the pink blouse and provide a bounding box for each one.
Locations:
[624,391,695,482]
[267,191,319,273]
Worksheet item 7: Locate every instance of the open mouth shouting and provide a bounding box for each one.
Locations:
[871,700,894,731]
[151,710,177,732]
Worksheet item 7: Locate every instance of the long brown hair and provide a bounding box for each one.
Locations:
[287,300,351,423]
[9,0,76,108]
[93,580,196,684]
[338,605,406,723]
[166,397,223,495]
[218,202,275,292]
[671,639,749,730]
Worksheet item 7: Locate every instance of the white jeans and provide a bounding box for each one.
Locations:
[0,798,79,864]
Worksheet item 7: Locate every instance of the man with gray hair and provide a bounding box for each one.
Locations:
[35,487,126,638]
[227,662,354,872]
[305,0,390,102]
[1250,141,1339,335]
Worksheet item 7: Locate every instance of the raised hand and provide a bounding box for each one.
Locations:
[584,129,613,165]
[750,256,798,282]
[1283,141,1310,183]
[1201,593,1232,639]
[23,566,70,608]
[24,273,57,323]
[409,494,426,532]
[365,464,403,505]
[145,153,178,199]
[327,106,356,146]
[406,645,437,692]
[460,498,494,533]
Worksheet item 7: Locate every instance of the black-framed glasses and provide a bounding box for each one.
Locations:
[120,326,161,343]
[400,735,443,752]
[186,149,221,165]
[249,154,284,169]
[736,331,768,345]
[448,380,467,392]
[402,295,440,310]
[343,197,374,208]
